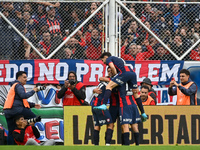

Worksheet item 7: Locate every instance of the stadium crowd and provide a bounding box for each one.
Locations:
[0,1,200,60]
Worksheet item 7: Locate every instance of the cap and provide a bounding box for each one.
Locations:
[46,5,54,12]
[140,78,153,87]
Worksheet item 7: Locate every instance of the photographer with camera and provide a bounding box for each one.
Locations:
[13,115,55,145]
[57,71,88,106]
[3,71,41,145]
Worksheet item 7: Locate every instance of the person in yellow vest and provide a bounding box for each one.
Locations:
[57,71,88,106]
[3,71,41,145]
[168,69,197,105]
[140,85,156,105]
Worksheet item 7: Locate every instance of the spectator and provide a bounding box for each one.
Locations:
[150,44,175,60]
[58,3,73,36]
[121,39,154,61]
[140,86,156,105]
[38,31,52,57]
[36,2,60,8]
[85,2,102,30]
[179,27,192,47]
[71,8,84,33]
[171,35,189,59]
[190,44,200,61]
[162,29,173,45]
[140,21,151,41]
[21,11,38,44]
[38,30,65,59]
[122,20,139,43]
[3,71,41,145]
[141,4,152,22]
[31,4,46,31]
[1,2,19,19]
[85,28,103,60]
[13,115,55,145]
[149,37,159,51]
[29,49,41,60]
[140,78,157,104]
[0,9,20,60]
[168,69,197,105]
[22,3,33,14]
[147,7,166,37]
[164,4,187,33]
[65,37,86,59]
[137,45,143,53]
[191,20,200,43]
[64,47,74,59]
[40,5,63,38]
[57,71,88,106]
[11,38,32,60]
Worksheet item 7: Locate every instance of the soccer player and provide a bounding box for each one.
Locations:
[91,67,120,146]
[93,52,147,123]
[119,83,145,146]
[91,81,114,146]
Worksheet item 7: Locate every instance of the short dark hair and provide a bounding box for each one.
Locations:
[141,85,149,92]
[16,71,27,80]
[13,115,24,123]
[180,69,190,76]
[100,52,112,58]
[68,71,77,80]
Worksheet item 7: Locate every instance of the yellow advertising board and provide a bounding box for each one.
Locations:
[64,106,200,146]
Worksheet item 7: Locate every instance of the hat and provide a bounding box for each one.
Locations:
[46,5,54,12]
[140,78,153,87]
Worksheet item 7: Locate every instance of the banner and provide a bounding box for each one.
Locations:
[0,60,183,86]
[1,60,200,144]
[64,106,200,145]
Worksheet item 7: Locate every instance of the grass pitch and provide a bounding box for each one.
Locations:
[1,146,200,150]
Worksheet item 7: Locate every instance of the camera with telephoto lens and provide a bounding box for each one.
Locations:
[69,80,76,85]
[36,83,46,91]
[27,116,41,124]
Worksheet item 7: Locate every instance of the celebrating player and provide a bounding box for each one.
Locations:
[93,52,147,123]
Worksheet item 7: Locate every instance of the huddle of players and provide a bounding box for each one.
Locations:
[91,52,147,146]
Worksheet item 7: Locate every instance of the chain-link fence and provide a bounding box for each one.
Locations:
[0,1,200,61]
[119,1,200,61]
[0,1,105,60]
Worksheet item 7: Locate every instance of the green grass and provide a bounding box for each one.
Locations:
[1,146,200,150]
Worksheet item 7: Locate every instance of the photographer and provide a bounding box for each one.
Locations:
[13,115,55,145]
[57,71,87,106]
[3,71,41,145]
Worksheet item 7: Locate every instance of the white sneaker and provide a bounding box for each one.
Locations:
[106,143,110,146]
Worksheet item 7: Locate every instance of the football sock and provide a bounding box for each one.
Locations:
[94,130,100,145]
[134,132,139,145]
[103,89,112,104]
[105,129,113,144]
[123,132,130,145]
[121,133,124,145]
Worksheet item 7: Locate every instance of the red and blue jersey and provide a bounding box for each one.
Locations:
[118,83,136,107]
[110,87,119,107]
[40,15,62,35]
[91,82,108,107]
[91,82,119,107]
[106,56,133,74]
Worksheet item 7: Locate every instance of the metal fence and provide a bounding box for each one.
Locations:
[0,1,200,61]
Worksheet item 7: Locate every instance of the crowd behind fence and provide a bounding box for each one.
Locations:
[0,1,200,61]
